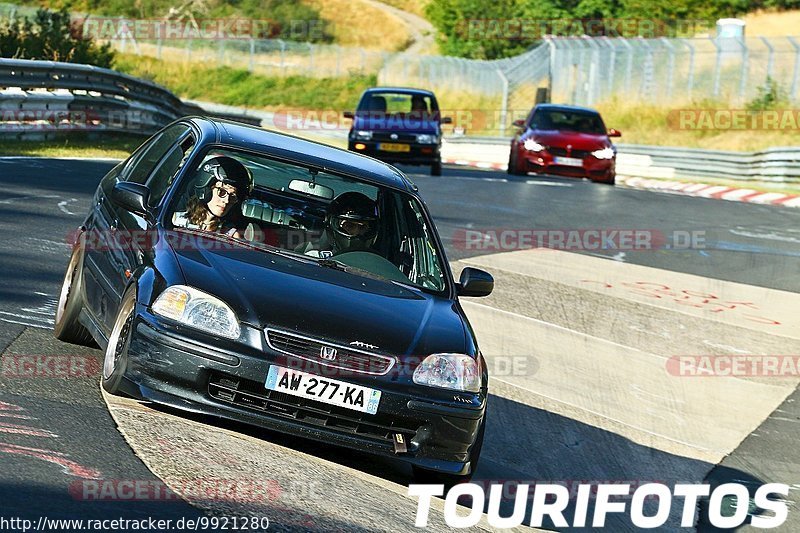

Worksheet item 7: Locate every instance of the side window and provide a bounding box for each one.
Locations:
[147,135,196,208]
[127,124,190,184]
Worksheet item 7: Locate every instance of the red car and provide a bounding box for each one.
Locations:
[507,104,621,184]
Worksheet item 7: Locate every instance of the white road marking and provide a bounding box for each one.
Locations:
[702,340,752,354]
[0,194,60,205]
[57,199,78,216]
[0,311,53,325]
[729,229,800,244]
[0,318,49,329]
[525,180,573,187]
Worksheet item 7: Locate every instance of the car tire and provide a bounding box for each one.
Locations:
[411,415,486,488]
[507,146,524,175]
[54,242,95,346]
[102,286,137,396]
[431,159,442,176]
[591,175,615,185]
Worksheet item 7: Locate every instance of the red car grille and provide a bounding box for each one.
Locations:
[547,146,591,158]
[265,329,395,375]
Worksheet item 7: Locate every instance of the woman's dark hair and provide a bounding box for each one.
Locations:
[185,195,218,230]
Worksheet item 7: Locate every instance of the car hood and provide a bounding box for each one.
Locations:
[168,234,466,356]
[527,130,611,150]
[353,113,439,135]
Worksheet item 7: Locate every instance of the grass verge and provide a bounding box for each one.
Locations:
[0,134,143,158]
[114,54,376,111]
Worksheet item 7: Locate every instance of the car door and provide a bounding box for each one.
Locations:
[85,123,191,333]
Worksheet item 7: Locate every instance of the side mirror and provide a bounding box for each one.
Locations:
[512,119,526,129]
[441,116,453,124]
[608,128,622,137]
[457,267,494,297]
[111,181,150,218]
[343,111,354,119]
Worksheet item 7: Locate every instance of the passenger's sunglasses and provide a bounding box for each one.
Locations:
[212,186,239,203]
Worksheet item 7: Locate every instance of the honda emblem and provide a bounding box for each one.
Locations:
[320,346,338,361]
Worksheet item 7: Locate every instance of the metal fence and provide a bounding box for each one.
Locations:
[0,58,259,139]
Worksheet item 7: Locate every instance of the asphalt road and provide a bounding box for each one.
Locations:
[0,158,798,531]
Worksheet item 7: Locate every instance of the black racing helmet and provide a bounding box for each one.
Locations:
[195,156,253,203]
[326,192,379,252]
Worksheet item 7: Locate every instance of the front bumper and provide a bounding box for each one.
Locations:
[348,141,440,166]
[124,308,486,475]
[520,150,615,181]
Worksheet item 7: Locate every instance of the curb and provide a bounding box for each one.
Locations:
[440,158,800,209]
[620,176,800,208]
[442,158,507,171]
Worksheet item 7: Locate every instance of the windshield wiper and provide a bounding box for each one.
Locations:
[317,258,352,272]
[172,227,316,264]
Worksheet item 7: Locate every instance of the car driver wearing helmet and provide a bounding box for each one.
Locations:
[172,155,252,239]
[297,192,379,258]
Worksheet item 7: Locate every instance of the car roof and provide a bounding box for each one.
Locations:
[534,103,601,115]
[185,116,413,191]
[362,87,435,97]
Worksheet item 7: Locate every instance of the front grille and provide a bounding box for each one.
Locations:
[266,329,395,375]
[371,132,417,142]
[207,372,418,446]
[547,146,590,159]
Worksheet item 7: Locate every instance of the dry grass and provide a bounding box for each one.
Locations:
[595,99,800,151]
[375,0,430,18]
[742,9,800,37]
[303,0,412,51]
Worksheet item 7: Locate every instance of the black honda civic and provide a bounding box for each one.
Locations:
[54,116,494,483]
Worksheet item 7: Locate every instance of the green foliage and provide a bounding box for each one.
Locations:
[0,7,114,65]
[113,53,375,110]
[746,76,788,111]
[8,0,333,43]
[425,0,775,59]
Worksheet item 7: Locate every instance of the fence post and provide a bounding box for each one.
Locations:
[278,40,286,75]
[685,39,696,99]
[760,36,775,81]
[789,37,800,101]
[249,38,255,72]
[621,38,633,97]
[738,37,749,104]
[496,68,508,137]
[604,37,615,99]
[156,33,162,60]
[308,43,314,75]
[711,36,722,97]
[661,37,675,101]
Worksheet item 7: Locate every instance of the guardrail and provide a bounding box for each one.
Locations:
[0,58,261,139]
[441,137,800,183]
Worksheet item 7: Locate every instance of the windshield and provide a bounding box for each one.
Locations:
[530,109,606,134]
[168,147,448,293]
[357,92,439,115]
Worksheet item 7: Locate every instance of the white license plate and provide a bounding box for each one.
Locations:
[554,156,584,167]
[265,366,381,415]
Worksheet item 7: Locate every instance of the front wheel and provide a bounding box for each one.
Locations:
[431,159,442,176]
[54,243,94,346]
[102,287,137,395]
[507,146,524,175]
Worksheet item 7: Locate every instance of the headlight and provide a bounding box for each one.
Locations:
[413,353,481,393]
[523,139,544,152]
[353,130,372,140]
[591,147,615,159]
[152,285,240,339]
[416,134,436,144]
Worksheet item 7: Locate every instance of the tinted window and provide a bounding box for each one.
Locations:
[147,135,196,208]
[530,110,606,134]
[357,92,438,114]
[127,124,190,184]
